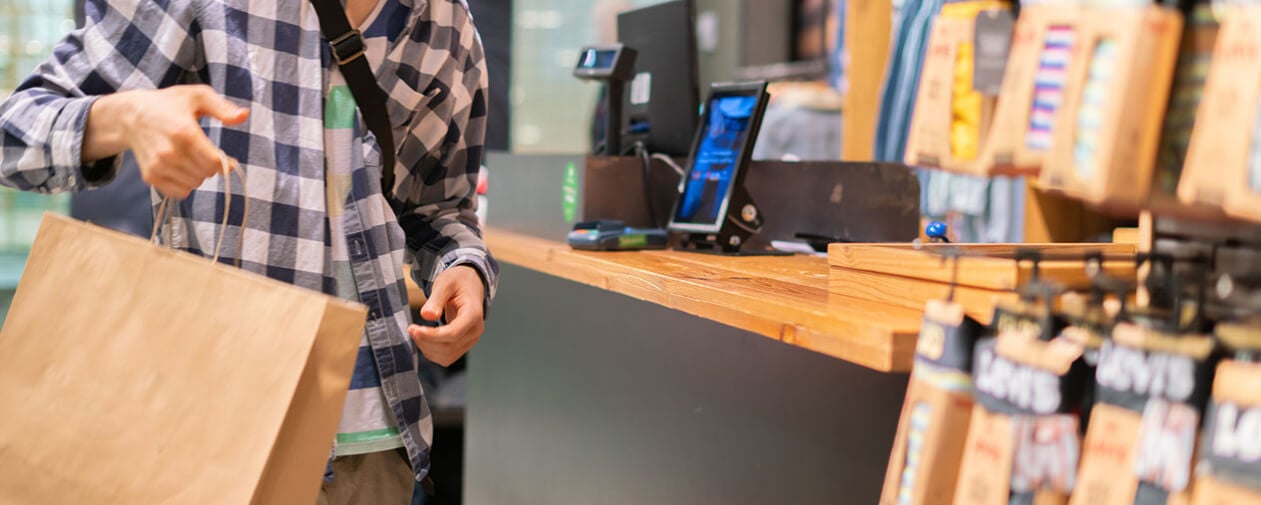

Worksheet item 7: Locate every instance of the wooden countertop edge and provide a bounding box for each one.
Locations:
[475,226,917,373]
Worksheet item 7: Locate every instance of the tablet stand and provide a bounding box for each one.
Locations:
[676,186,791,256]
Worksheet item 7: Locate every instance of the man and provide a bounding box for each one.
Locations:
[0,0,497,503]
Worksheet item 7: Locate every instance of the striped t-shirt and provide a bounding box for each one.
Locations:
[326,0,406,457]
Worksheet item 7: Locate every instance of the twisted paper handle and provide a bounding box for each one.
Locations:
[149,151,248,267]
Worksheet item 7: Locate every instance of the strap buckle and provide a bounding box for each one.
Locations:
[330,29,366,65]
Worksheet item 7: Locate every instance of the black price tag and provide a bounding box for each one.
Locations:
[974,9,1016,96]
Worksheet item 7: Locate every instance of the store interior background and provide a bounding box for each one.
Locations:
[0,1,1074,504]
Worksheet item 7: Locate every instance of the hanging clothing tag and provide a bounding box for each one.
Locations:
[974,9,1016,95]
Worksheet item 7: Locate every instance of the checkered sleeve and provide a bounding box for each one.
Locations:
[0,0,202,193]
[394,0,499,307]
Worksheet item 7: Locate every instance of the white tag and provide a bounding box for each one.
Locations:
[697,11,720,52]
[630,72,652,106]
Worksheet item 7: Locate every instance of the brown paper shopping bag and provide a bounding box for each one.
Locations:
[0,211,367,504]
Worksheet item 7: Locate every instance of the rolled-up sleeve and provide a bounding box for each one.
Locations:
[393,1,499,309]
[0,0,202,193]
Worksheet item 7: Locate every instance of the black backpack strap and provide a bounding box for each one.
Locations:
[308,0,398,202]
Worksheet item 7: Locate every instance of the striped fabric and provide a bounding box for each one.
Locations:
[897,402,932,505]
[874,0,945,163]
[1026,25,1075,151]
[0,0,498,483]
[1073,39,1118,180]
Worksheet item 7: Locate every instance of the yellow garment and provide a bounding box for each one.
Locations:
[940,1,1011,161]
[952,41,981,160]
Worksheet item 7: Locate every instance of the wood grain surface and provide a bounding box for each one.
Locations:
[829,267,1016,325]
[481,227,921,372]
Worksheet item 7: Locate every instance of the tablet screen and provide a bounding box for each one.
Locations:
[672,93,760,228]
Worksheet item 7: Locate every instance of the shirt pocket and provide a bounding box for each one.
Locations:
[382,71,446,128]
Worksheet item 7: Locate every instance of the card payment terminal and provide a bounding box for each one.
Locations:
[568,220,669,251]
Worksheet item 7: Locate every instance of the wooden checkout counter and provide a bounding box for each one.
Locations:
[404,231,920,371]
[446,154,919,505]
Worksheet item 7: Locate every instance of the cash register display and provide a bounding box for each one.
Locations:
[576,48,619,70]
[672,93,760,228]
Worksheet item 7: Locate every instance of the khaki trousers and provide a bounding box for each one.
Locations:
[316,450,414,505]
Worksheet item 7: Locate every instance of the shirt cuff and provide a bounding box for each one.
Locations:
[57,96,120,189]
[428,247,496,318]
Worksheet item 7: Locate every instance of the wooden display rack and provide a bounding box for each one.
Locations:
[985,3,1081,175]
[827,243,1137,324]
[1041,5,1184,212]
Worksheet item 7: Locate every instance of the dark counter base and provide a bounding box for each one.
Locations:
[466,264,909,504]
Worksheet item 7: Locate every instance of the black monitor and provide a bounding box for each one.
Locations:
[669,82,772,253]
[617,0,700,157]
[736,0,830,81]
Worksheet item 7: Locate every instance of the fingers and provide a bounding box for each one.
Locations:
[180,125,230,179]
[409,328,481,367]
[412,303,483,343]
[139,131,220,197]
[126,86,247,199]
[187,85,250,125]
[149,171,200,199]
[413,340,473,367]
[409,298,485,367]
[420,278,455,322]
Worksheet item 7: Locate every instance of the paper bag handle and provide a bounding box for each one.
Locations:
[150,151,249,267]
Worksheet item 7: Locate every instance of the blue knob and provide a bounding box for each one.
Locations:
[925,221,949,242]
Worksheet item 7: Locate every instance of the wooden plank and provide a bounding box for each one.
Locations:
[1112,227,1140,245]
[642,250,832,287]
[827,243,1137,290]
[829,268,1017,325]
[841,0,891,161]
[484,227,920,372]
[1024,180,1128,243]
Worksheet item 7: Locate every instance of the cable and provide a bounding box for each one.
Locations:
[650,154,686,177]
[634,142,659,227]
[649,153,687,195]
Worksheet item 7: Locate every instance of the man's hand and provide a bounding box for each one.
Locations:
[84,85,249,198]
[408,265,486,367]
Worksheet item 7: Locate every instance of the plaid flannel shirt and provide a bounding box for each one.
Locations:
[0,0,498,482]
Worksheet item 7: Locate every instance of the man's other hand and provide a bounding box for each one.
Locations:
[408,265,486,367]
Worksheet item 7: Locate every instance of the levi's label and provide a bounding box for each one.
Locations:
[973,338,1084,415]
[1094,340,1215,412]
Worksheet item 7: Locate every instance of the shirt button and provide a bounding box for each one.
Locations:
[349,238,367,260]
